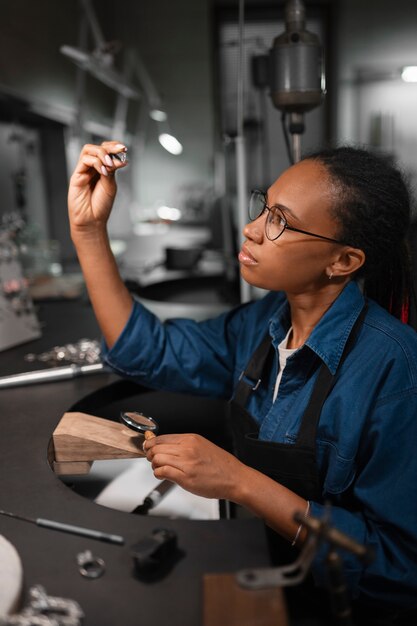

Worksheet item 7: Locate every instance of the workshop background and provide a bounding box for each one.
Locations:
[1,0,417,269]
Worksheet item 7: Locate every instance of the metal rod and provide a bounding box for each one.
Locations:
[0,363,106,389]
[236,0,251,304]
[292,133,302,163]
[293,511,373,562]
[0,509,124,545]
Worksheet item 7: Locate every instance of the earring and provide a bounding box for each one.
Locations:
[328,272,333,280]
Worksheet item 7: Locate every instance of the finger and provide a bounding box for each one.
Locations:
[78,154,111,178]
[147,445,185,463]
[147,433,196,446]
[152,465,210,498]
[141,429,155,453]
[77,144,123,178]
[142,433,180,453]
[101,140,127,152]
[82,145,120,171]
[143,439,181,460]
[151,452,188,473]
[153,465,186,483]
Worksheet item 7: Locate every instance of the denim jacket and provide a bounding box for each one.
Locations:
[104,281,417,608]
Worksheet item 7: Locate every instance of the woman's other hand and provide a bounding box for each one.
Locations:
[68,140,128,234]
[143,433,244,501]
[143,432,309,543]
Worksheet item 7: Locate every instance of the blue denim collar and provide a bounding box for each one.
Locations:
[269,282,365,375]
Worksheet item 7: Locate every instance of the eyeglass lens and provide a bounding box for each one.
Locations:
[248,191,265,221]
[249,192,285,240]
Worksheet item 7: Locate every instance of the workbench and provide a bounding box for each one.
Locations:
[0,298,274,626]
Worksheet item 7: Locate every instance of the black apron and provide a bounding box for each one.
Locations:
[227,306,367,623]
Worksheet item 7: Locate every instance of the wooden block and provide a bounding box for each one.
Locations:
[52,461,93,476]
[203,573,289,626]
[52,412,145,463]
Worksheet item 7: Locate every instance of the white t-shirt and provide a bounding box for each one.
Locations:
[272,327,297,403]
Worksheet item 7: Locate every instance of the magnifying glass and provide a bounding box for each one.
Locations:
[120,411,159,435]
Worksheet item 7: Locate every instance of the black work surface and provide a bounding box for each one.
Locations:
[0,299,271,626]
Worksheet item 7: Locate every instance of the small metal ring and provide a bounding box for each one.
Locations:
[77,550,105,579]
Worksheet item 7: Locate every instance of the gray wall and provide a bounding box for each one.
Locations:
[335,0,417,196]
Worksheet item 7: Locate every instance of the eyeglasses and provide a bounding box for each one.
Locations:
[248,189,350,245]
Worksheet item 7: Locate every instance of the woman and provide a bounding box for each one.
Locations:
[68,142,417,622]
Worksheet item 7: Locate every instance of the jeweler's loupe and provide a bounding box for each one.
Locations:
[120,411,159,435]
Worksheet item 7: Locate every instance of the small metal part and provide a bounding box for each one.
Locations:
[0,584,84,625]
[24,338,101,366]
[236,531,318,590]
[77,550,105,579]
[27,585,84,621]
[236,509,373,591]
[0,615,54,625]
[110,151,127,163]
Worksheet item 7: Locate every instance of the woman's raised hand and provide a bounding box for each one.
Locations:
[68,141,128,233]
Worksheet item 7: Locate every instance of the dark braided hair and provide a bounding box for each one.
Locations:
[305,146,412,321]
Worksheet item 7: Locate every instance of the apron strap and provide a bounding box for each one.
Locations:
[296,304,367,447]
[233,332,272,407]
[233,302,368,448]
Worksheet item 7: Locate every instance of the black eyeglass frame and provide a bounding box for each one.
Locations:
[249,189,352,246]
